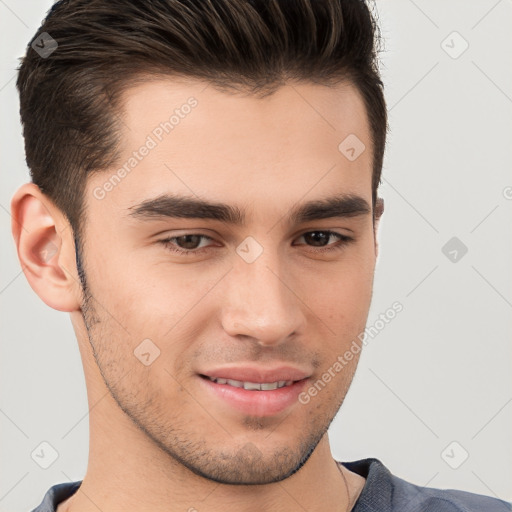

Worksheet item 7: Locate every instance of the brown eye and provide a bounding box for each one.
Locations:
[159,234,214,256]
[174,234,203,250]
[295,231,354,251]
[303,231,331,247]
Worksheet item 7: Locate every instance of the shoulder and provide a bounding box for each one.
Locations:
[30,481,81,512]
[339,458,511,512]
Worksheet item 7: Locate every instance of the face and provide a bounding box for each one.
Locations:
[77,78,379,484]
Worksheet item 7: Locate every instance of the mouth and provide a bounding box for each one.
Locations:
[197,366,310,417]
[202,375,294,391]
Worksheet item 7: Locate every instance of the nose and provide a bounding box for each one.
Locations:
[221,253,306,347]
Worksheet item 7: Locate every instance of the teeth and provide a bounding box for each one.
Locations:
[207,376,293,390]
[244,381,261,390]
[226,379,244,388]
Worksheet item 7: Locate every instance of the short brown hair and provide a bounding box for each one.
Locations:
[17,0,387,244]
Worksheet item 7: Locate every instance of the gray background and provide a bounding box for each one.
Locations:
[1,1,511,510]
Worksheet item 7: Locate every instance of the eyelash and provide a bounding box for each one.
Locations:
[158,231,354,256]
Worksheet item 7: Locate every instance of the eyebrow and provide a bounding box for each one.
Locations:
[127,193,371,226]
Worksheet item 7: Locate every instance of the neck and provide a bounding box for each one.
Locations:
[58,399,364,512]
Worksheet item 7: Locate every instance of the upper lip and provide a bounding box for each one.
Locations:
[199,365,310,383]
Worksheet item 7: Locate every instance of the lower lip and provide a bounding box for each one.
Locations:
[198,376,309,417]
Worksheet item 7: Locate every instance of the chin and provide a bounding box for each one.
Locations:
[172,431,323,485]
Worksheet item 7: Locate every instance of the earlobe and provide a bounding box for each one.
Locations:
[10,182,82,312]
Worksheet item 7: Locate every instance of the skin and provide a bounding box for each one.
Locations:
[11,78,383,512]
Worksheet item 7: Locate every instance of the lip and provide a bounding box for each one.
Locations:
[197,365,311,417]
[200,365,310,383]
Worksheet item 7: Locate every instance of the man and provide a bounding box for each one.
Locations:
[10,0,510,511]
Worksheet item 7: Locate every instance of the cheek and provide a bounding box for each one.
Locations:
[301,245,375,327]
[87,246,223,331]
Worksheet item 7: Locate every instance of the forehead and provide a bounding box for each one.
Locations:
[86,77,373,218]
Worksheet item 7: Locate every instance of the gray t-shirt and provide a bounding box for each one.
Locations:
[30,458,511,511]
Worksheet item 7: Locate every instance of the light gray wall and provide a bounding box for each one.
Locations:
[1,1,511,510]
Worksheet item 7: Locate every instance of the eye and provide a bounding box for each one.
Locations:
[159,234,214,256]
[294,230,354,252]
[158,230,354,257]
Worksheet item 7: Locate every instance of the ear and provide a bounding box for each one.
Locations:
[10,182,82,312]
[373,197,384,258]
